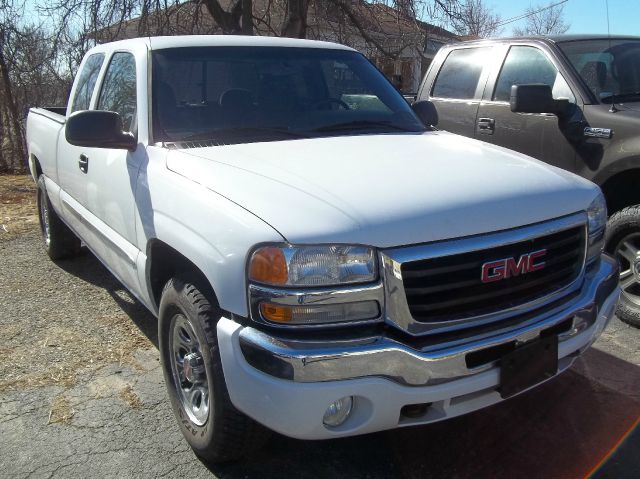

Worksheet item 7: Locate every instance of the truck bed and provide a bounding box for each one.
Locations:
[29,106,66,122]
[26,107,67,183]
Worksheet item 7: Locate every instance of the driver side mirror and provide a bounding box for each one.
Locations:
[510,84,569,117]
[65,110,137,151]
[412,100,438,127]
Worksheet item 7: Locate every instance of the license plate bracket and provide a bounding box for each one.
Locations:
[499,335,558,399]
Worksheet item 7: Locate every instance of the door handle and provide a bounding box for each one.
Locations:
[477,118,495,135]
[78,154,89,174]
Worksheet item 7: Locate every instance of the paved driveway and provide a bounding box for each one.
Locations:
[1,232,639,478]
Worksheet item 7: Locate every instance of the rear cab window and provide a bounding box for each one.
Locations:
[431,47,491,99]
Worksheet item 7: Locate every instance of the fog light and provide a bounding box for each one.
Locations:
[323,396,353,427]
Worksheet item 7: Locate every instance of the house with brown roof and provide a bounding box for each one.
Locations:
[96,0,459,93]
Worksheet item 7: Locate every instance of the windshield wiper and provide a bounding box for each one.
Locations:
[182,127,309,141]
[313,120,421,133]
[601,91,640,103]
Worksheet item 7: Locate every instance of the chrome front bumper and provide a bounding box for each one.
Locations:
[238,255,619,387]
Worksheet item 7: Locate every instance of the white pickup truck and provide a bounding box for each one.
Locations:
[27,35,620,463]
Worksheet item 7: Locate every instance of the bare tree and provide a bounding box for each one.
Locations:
[200,0,250,34]
[512,2,570,36]
[449,0,501,38]
[0,0,28,172]
[0,0,467,171]
[40,0,465,59]
[281,0,309,38]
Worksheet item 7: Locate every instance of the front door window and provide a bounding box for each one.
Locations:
[493,46,574,103]
[97,52,137,133]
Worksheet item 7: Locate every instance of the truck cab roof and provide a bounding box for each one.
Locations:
[87,34,356,55]
[448,34,640,48]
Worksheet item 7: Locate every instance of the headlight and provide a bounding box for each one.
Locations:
[586,192,607,263]
[247,244,381,326]
[587,192,607,235]
[248,245,377,287]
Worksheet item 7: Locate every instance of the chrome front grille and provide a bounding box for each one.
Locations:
[381,213,588,336]
[402,226,585,322]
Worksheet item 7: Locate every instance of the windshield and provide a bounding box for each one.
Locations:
[151,46,425,144]
[558,39,640,103]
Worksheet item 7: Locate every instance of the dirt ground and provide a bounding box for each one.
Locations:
[0,175,639,478]
[0,174,39,239]
[0,176,153,397]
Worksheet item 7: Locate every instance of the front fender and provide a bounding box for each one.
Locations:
[136,158,284,316]
[591,154,640,186]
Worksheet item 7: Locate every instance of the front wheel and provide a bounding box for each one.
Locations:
[605,206,640,328]
[158,273,269,463]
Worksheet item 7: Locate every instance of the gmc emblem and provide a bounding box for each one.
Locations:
[481,249,547,283]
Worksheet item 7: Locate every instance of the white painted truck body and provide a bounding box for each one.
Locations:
[26,36,619,440]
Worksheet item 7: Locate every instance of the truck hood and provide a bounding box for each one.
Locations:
[166,131,599,247]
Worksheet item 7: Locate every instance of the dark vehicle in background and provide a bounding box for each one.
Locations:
[416,35,640,327]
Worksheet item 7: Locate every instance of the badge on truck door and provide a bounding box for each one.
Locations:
[584,127,613,139]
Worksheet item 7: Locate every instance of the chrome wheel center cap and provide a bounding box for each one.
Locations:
[183,352,204,383]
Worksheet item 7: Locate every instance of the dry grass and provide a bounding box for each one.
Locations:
[48,395,75,425]
[119,384,143,410]
[0,313,153,393]
[0,175,38,239]
[0,174,155,397]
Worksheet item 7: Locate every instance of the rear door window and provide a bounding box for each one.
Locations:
[493,46,575,103]
[97,52,137,133]
[70,53,105,113]
[432,48,490,99]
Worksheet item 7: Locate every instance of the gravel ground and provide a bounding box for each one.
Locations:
[0,177,639,478]
[0,175,39,239]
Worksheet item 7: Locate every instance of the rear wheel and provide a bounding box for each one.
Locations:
[36,176,81,260]
[158,273,269,463]
[605,206,640,328]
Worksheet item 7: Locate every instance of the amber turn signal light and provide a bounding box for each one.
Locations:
[260,303,293,322]
[249,247,288,285]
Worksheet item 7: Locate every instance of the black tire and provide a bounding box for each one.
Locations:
[158,272,269,463]
[605,206,640,328]
[36,176,82,260]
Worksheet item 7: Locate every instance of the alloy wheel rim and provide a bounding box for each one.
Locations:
[615,232,640,306]
[169,314,210,426]
[39,192,51,247]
